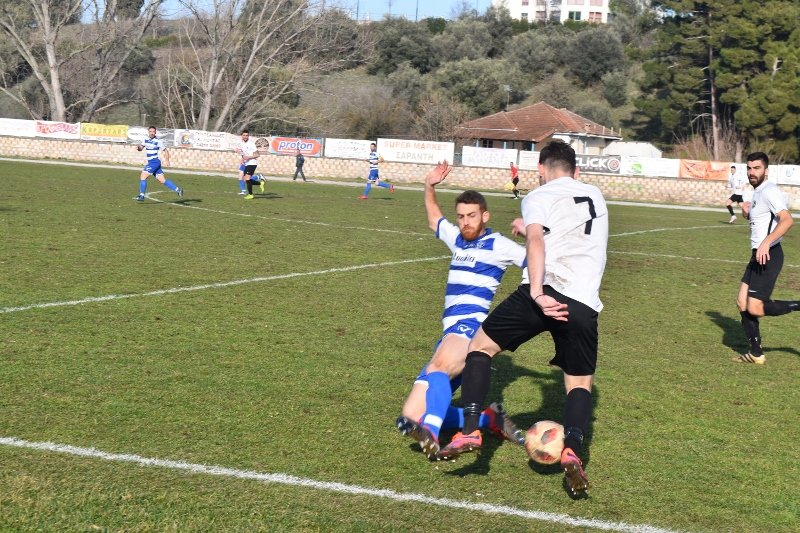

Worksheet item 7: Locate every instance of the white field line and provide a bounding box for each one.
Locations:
[0,256,449,314]
[0,436,682,533]
[4,224,782,315]
[145,191,430,236]
[609,250,799,268]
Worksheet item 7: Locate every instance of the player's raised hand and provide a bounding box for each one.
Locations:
[426,161,452,187]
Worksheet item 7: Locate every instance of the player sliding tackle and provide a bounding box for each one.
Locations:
[397,160,527,459]
[438,141,609,498]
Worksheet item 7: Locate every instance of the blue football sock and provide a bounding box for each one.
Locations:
[163,179,178,192]
[238,180,246,192]
[441,406,463,430]
[362,182,372,196]
[139,180,147,195]
[421,371,452,439]
[377,181,391,189]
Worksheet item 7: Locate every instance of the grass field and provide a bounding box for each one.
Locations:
[1,159,798,532]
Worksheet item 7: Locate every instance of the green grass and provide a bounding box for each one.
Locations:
[1,160,798,532]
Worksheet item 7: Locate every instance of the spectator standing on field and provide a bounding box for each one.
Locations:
[735,151,799,365]
[293,149,307,181]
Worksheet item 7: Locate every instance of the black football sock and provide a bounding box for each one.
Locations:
[727,205,735,216]
[460,351,492,434]
[563,387,592,457]
[246,180,253,194]
[740,311,762,355]
[762,300,800,316]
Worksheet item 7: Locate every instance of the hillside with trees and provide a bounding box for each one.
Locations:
[0,0,796,161]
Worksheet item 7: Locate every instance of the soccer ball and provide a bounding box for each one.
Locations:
[525,420,564,465]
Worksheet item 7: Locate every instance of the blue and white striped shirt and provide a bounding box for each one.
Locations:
[436,218,526,332]
[143,137,166,161]
[368,150,379,170]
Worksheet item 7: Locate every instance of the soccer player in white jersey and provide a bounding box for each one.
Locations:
[396,161,527,459]
[134,126,183,202]
[234,130,263,199]
[725,164,747,224]
[438,141,608,497]
[735,152,798,365]
[358,142,394,199]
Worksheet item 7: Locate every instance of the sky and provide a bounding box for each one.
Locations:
[158,0,491,22]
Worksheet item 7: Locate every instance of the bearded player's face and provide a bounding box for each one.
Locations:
[456,203,489,241]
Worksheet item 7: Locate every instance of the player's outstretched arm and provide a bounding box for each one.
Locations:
[424,161,451,231]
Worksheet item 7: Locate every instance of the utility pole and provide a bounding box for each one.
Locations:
[415,0,419,21]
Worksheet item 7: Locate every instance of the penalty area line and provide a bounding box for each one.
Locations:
[0,256,449,314]
[0,436,682,533]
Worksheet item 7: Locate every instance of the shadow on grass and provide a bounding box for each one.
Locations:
[706,310,800,358]
[443,354,599,485]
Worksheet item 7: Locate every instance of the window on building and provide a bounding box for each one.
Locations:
[589,0,603,5]
[567,0,584,5]
[536,0,547,5]
[521,12,528,20]
[568,11,582,20]
[521,0,529,5]
[588,11,602,22]
[534,10,547,20]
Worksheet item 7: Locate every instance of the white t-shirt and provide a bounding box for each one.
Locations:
[728,171,747,195]
[521,176,608,312]
[239,139,259,165]
[748,180,789,250]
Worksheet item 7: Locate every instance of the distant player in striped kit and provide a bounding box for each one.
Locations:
[396,161,527,459]
[134,126,183,202]
[358,142,393,199]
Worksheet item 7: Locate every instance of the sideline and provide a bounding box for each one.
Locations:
[0,436,682,533]
[2,155,794,216]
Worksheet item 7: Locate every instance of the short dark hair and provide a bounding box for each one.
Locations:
[746,151,769,168]
[148,126,156,131]
[539,140,576,176]
[241,129,250,135]
[455,190,487,211]
[730,165,736,169]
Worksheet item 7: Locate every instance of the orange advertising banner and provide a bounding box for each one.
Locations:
[680,159,731,180]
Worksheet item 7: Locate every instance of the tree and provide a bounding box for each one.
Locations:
[0,0,161,121]
[566,27,626,87]
[634,0,800,161]
[431,18,492,63]
[434,58,525,116]
[156,1,370,132]
[366,17,435,75]
[411,91,471,141]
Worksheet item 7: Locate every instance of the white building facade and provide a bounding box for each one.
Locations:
[493,0,611,24]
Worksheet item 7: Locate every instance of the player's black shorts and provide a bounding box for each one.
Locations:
[481,284,598,376]
[243,164,258,176]
[729,194,744,203]
[741,244,784,300]
[512,177,519,185]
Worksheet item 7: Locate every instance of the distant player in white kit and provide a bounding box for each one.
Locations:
[726,164,747,224]
[735,151,798,364]
[235,130,263,199]
[134,126,184,202]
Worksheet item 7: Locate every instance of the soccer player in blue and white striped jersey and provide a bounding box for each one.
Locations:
[358,142,393,199]
[134,126,183,202]
[397,161,527,459]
